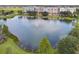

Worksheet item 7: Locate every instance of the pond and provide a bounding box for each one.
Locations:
[0,16,75,50]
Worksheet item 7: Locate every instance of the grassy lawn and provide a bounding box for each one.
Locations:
[0,7,23,12]
[0,37,30,54]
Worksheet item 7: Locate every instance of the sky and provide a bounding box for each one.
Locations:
[0,0,79,5]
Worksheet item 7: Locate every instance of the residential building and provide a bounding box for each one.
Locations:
[60,7,76,13]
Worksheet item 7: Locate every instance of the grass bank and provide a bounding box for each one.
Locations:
[1,25,32,54]
[0,37,29,54]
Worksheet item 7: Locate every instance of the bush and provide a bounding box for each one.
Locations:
[69,22,79,39]
[2,25,19,44]
[70,30,79,39]
[57,35,79,54]
[39,37,56,54]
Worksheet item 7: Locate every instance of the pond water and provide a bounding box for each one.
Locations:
[0,16,75,50]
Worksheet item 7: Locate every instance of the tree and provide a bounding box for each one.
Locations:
[69,22,79,39]
[18,10,23,15]
[39,37,54,54]
[57,35,79,54]
[60,11,72,17]
[27,11,37,16]
[70,30,79,39]
[8,11,14,14]
[1,10,4,15]
[75,9,79,15]
[41,12,48,16]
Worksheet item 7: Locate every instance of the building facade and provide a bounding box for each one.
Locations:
[22,6,79,16]
[60,7,76,13]
[23,6,60,16]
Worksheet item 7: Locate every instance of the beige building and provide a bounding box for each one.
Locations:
[23,6,60,16]
[60,7,76,13]
[22,6,79,16]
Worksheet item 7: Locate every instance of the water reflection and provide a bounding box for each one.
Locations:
[27,16,37,20]
[59,19,72,24]
[42,17,48,20]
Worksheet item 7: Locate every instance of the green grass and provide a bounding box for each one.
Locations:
[48,15,59,19]
[35,48,58,54]
[38,15,74,20]
[0,37,30,54]
[0,7,23,12]
[76,16,79,20]
[58,16,74,20]
[0,14,16,19]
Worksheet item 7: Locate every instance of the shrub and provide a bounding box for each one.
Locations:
[39,37,56,54]
[57,35,79,54]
